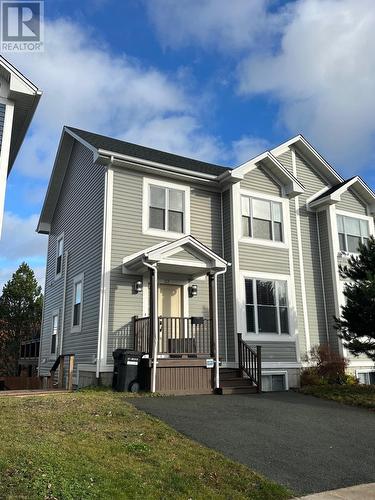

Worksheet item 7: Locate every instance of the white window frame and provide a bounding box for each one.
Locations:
[71,273,84,333]
[239,189,289,248]
[50,310,59,356]
[239,271,296,342]
[356,369,375,385]
[142,177,190,238]
[55,233,64,279]
[261,371,288,391]
[336,210,374,256]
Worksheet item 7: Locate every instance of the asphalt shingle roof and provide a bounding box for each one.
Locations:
[312,177,355,202]
[66,127,230,176]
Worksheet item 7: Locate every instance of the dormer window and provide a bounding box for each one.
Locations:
[143,178,190,237]
[337,215,369,253]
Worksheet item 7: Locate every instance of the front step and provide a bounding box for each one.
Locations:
[220,378,254,387]
[220,369,241,380]
[221,385,258,395]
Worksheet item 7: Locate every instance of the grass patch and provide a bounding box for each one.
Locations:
[0,390,292,499]
[299,384,375,410]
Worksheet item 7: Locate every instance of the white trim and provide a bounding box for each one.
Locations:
[71,272,84,333]
[231,183,241,363]
[55,233,64,280]
[261,370,289,391]
[316,215,330,344]
[97,167,113,376]
[355,369,375,384]
[292,148,311,354]
[142,177,190,238]
[220,191,228,364]
[0,101,14,236]
[238,270,296,340]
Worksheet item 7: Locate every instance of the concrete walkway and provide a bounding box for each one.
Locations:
[301,483,375,499]
[132,392,375,495]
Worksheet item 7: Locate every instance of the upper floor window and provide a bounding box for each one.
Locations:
[337,215,369,253]
[245,278,289,335]
[149,185,185,233]
[56,234,64,277]
[241,196,283,242]
[72,274,84,332]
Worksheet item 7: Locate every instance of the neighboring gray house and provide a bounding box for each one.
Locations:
[0,56,41,236]
[37,127,375,393]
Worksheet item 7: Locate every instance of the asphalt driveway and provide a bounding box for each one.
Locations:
[132,392,375,495]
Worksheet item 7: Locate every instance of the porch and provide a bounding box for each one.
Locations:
[120,235,262,394]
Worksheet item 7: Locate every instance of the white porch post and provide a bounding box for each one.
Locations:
[150,265,159,393]
[209,272,220,391]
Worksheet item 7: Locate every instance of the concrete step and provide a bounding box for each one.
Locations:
[220,378,254,387]
[221,386,258,395]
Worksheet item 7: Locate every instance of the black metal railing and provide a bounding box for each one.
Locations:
[133,316,212,356]
[237,333,262,392]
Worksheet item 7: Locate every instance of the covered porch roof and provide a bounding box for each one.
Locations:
[122,235,230,279]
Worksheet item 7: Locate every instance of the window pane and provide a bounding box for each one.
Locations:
[338,233,346,251]
[241,196,250,216]
[345,216,361,236]
[73,303,81,326]
[262,375,272,392]
[271,374,285,391]
[337,215,344,233]
[347,235,361,253]
[57,238,63,256]
[272,202,282,222]
[53,315,58,333]
[169,189,184,211]
[279,307,289,334]
[358,372,368,384]
[369,372,375,384]
[150,186,165,208]
[168,210,183,233]
[253,218,272,240]
[245,279,253,304]
[56,255,62,275]
[246,305,255,332]
[363,237,369,247]
[51,334,56,355]
[360,219,369,237]
[277,281,288,306]
[75,282,82,305]
[257,280,275,305]
[273,222,282,242]
[258,305,277,333]
[150,207,165,229]
[253,199,271,220]
[242,216,251,237]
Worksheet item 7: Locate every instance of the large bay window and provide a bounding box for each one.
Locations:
[337,215,369,253]
[245,278,289,335]
[241,196,283,242]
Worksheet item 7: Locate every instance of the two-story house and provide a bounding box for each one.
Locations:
[37,127,375,393]
[0,56,41,236]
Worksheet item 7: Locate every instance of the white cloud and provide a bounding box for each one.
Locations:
[238,0,375,174]
[146,0,276,52]
[230,136,270,166]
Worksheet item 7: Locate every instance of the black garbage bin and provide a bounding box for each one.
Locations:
[112,349,144,392]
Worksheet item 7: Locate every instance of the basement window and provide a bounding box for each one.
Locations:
[262,373,287,392]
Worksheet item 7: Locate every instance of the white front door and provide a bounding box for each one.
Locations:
[158,284,182,317]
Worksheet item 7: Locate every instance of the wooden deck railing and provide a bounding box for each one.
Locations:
[237,333,262,392]
[133,316,212,356]
[50,354,75,391]
[20,338,40,360]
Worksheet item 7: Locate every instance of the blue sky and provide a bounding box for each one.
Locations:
[1,0,375,290]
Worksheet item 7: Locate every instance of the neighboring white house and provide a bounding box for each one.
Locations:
[0,56,41,236]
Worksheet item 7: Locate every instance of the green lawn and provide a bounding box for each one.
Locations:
[300,384,375,410]
[0,390,292,500]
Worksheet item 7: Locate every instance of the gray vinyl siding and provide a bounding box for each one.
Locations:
[40,141,105,375]
[248,341,297,362]
[241,164,282,196]
[337,188,367,215]
[295,151,330,356]
[222,189,235,361]
[108,167,226,363]
[277,150,293,173]
[239,243,290,274]
[0,103,5,152]
[317,210,339,352]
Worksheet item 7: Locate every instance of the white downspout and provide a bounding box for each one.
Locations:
[59,251,69,356]
[142,258,158,393]
[212,267,228,391]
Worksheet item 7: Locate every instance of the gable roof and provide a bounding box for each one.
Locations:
[0,56,42,173]
[66,127,229,177]
[309,175,375,213]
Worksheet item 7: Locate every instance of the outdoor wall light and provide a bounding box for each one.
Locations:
[134,280,143,294]
[189,284,198,297]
